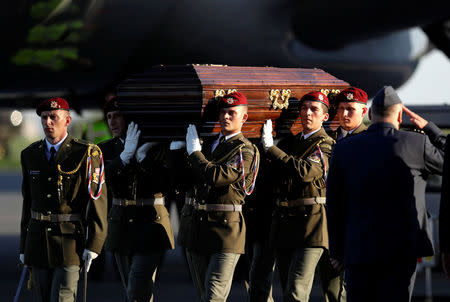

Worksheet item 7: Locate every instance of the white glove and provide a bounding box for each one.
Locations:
[120,122,141,165]
[186,124,201,155]
[19,254,24,264]
[261,119,274,150]
[82,249,98,272]
[135,142,157,163]
[170,141,186,150]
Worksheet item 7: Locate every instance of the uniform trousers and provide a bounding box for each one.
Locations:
[186,249,241,302]
[345,260,417,302]
[115,251,164,302]
[276,247,345,302]
[247,240,276,302]
[31,265,79,302]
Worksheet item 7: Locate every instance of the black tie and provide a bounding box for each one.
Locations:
[49,147,56,165]
[212,136,226,153]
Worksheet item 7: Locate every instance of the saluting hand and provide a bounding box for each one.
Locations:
[120,122,141,165]
[402,105,428,129]
[186,124,201,155]
[261,119,274,150]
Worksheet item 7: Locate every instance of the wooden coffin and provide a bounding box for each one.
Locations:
[116,65,349,140]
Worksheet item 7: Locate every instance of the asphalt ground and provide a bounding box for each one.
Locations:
[1,172,449,301]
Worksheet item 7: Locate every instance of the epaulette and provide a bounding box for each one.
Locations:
[316,136,334,151]
[72,137,91,146]
[237,137,257,155]
[28,140,43,149]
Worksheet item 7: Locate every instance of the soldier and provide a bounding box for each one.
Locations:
[179,91,259,302]
[326,86,447,301]
[261,91,343,302]
[441,133,450,279]
[328,87,368,141]
[19,97,107,302]
[98,97,175,302]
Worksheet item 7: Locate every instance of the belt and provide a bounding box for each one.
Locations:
[113,197,165,207]
[277,197,326,207]
[31,210,82,222]
[194,203,242,212]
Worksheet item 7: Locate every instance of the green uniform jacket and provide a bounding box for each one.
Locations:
[266,127,334,249]
[20,135,108,268]
[99,138,174,255]
[328,123,367,141]
[178,133,259,254]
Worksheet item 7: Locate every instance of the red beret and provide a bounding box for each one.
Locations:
[103,96,120,114]
[300,91,329,108]
[218,92,248,108]
[336,87,368,105]
[36,97,70,116]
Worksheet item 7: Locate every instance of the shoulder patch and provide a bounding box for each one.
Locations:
[227,154,241,170]
[307,149,322,164]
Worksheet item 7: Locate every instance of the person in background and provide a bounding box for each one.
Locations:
[99,97,174,302]
[328,87,368,141]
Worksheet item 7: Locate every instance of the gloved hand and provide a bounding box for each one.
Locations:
[19,254,24,264]
[186,124,201,155]
[261,119,274,150]
[135,142,157,163]
[82,249,98,272]
[120,122,141,165]
[170,141,186,150]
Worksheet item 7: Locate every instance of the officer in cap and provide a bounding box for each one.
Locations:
[327,86,447,301]
[440,132,450,279]
[179,91,259,302]
[98,96,175,301]
[19,97,108,302]
[329,87,368,141]
[261,91,343,302]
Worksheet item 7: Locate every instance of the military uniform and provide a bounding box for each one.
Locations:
[20,134,107,301]
[179,132,259,301]
[99,137,174,301]
[328,123,367,141]
[266,127,340,301]
[244,145,276,302]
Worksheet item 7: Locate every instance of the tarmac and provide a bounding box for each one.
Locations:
[1,172,449,301]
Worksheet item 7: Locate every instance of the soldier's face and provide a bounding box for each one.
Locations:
[106,110,126,138]
[219,106,248,136]
[41,110,71,143]
[337,102,367,131]
[300,101,329,134]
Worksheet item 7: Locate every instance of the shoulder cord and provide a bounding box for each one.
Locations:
[57,145,104,200]
[240,145,260,196]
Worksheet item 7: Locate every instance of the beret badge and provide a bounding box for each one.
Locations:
[50,100,58,109]
[347,93,354,101]
[226,98,235,104]
[318,94,324,101]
